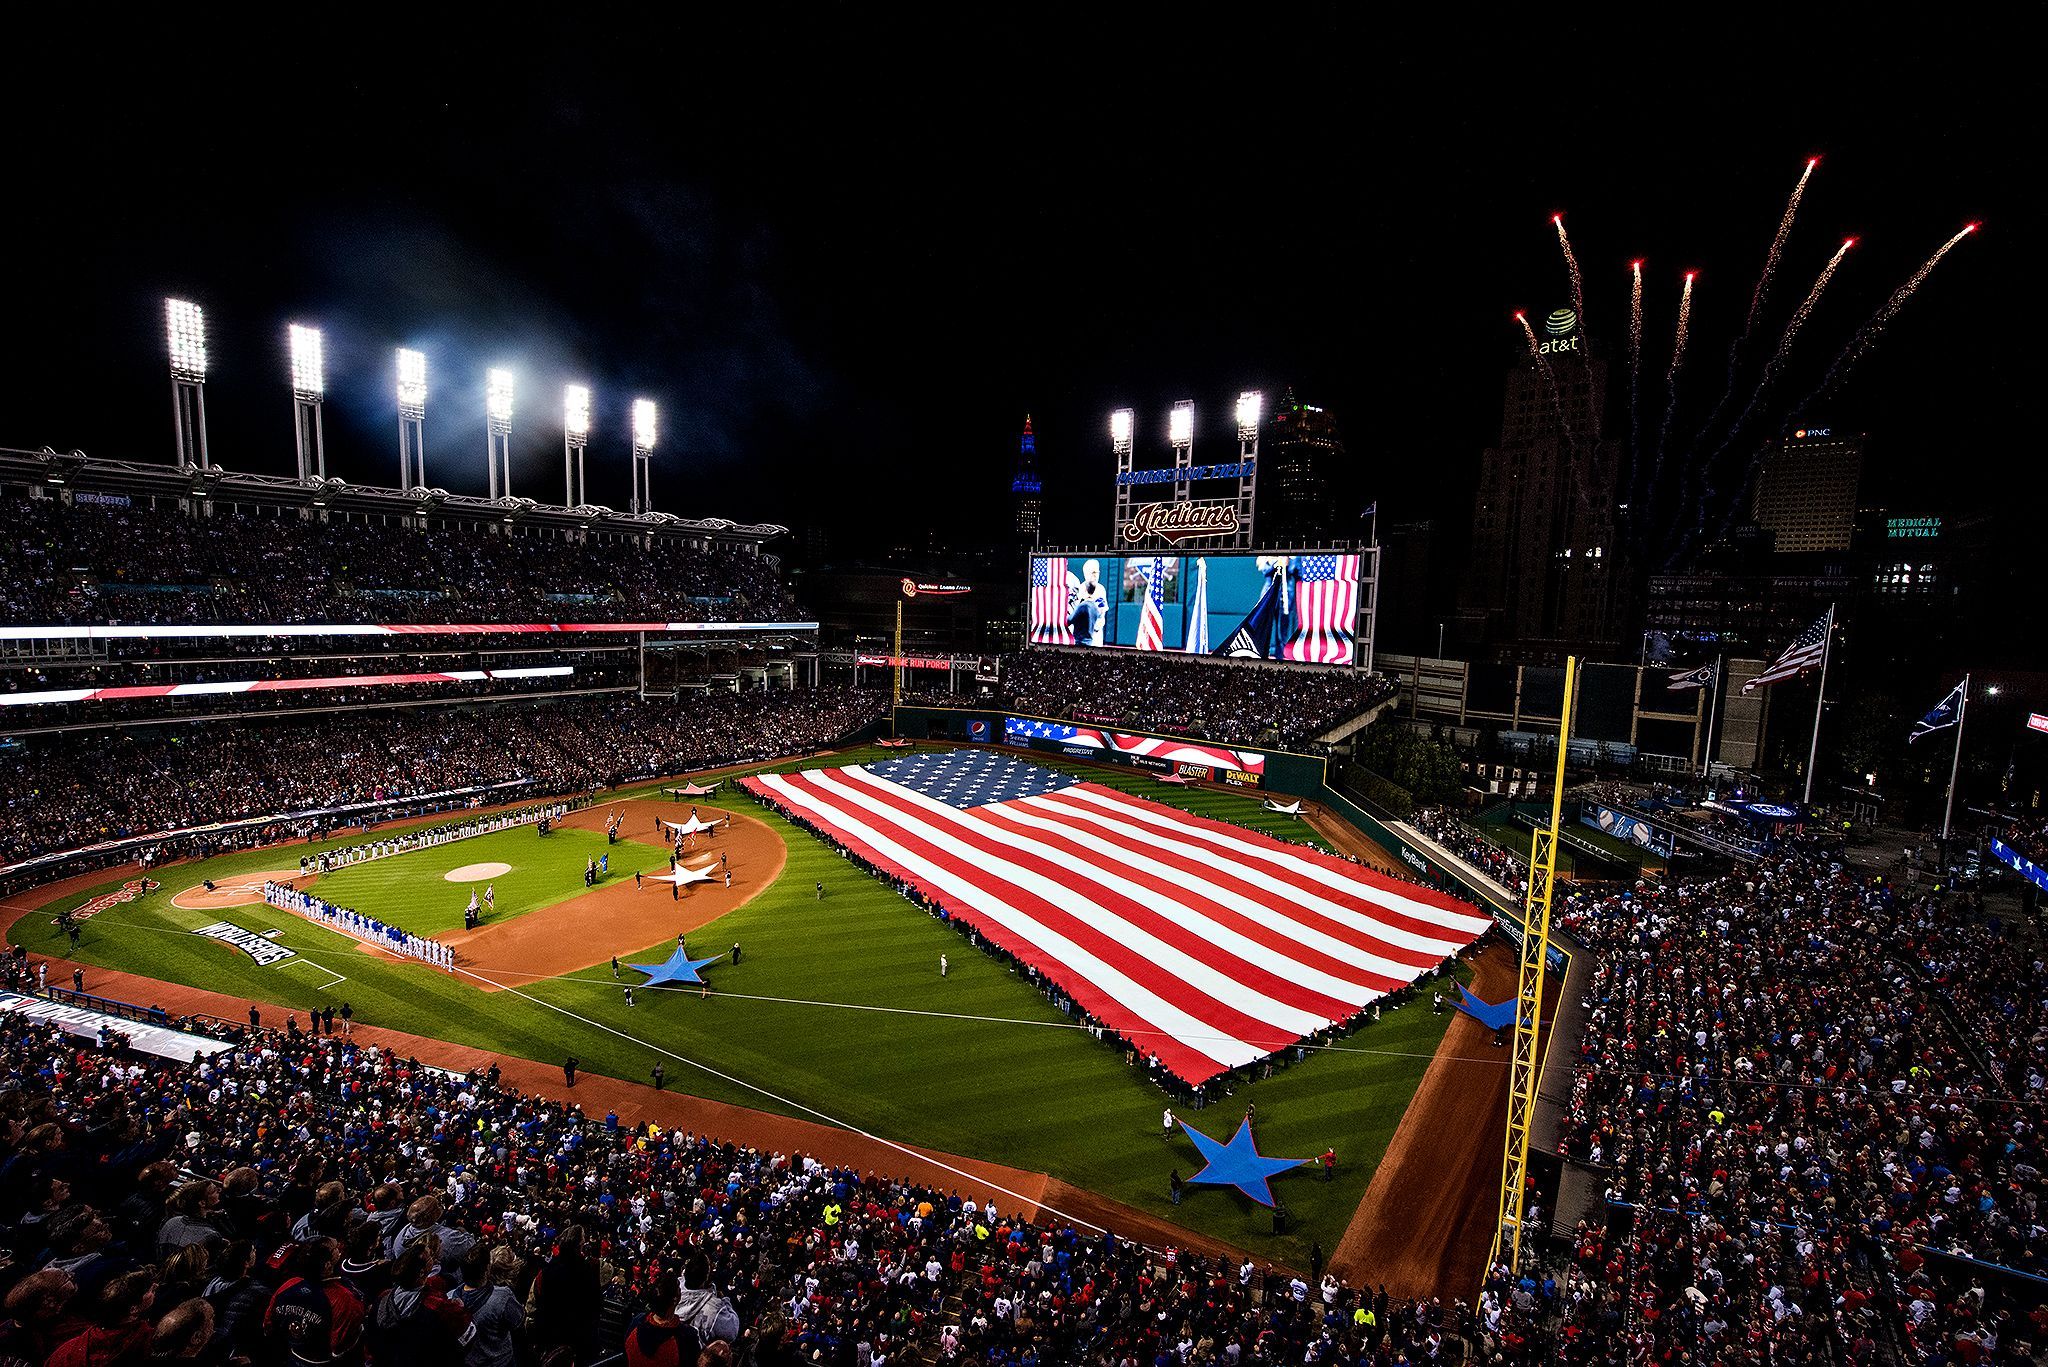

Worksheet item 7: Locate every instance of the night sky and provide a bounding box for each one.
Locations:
[11,15,2035,560]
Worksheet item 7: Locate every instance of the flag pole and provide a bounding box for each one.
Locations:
[1699,653,1723,780]
[1941,673,1971,842]
[1801,606,1835,806]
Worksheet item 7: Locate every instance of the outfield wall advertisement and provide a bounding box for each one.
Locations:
[1027,552,1361,665]
[1002,717,1266,785]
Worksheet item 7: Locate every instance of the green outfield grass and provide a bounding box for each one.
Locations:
[310,826,670,933]
[11,744,1464,1266]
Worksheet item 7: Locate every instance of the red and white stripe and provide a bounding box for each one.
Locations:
[743,766,1488,1084]
[0,666,570,708]
[1065,730,1266,776]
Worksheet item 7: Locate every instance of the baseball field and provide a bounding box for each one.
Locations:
[5,744,1482,1270]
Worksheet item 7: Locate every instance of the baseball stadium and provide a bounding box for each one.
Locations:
[0,36,2034,1367]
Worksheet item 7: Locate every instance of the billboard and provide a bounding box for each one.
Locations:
[1003,716,1266,782]
[1027,552,1361,666]
[1582,803,1676,859]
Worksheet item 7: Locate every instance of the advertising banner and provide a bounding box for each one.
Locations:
[1582,804,1676,859]
[1004,716,1266,780]
[1027,552,1360,666]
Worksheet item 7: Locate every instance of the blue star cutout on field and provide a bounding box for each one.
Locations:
[1179,1118,1311,1208]
[629,945,725,986]
[1455,985,1524,1031]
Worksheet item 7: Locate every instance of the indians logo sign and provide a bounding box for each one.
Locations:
[1120,500,1240,544]
[56,877,159,925]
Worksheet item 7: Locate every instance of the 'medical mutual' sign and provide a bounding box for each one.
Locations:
[1886,517,1941,540]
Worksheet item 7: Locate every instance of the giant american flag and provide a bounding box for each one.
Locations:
[1029,557,1074,645]
[1281,554,1361,664]
[1134,557,1167,651]
[1004,717,1267,776]
[1742,607,1834,692]
[741,750,1490,1084]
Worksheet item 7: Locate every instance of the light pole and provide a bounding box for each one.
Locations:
[1234,390,1261,548]
[1110,408,1135,541]
[630,399,657,514]
[396,348,427,488]
[1168,399,1194,505]
[564,384,591,506]
[165,298,210,469]
[288,324,326,483]
[486,368,514,499]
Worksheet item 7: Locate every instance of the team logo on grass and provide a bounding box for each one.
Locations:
[193,922,297,966]
[57,878,160,924]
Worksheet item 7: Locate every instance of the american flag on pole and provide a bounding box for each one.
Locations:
[1183,557,1210,654]
[1029,557,1074,645]
[1742,607,1834,693]
[742,750,1489,1084]
[1135,557,1167,651]
[1280,554,1361,664]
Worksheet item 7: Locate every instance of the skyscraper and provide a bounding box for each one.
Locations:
[1259,388,1339,545]
[1458,309,1625,657]
[1749,428,1863,553]
[1010,414,1043,551]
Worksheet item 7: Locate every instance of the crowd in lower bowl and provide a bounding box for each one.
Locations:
[0,690,886,880]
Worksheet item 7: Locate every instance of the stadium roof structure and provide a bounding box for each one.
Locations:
[0,446,790,547]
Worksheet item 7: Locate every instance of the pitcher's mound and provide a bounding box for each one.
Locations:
[444,862,513,882]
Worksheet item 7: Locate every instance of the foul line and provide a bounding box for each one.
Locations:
[448,961,1116,1238]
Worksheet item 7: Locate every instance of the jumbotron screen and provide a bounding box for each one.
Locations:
[1027,552,1361,665]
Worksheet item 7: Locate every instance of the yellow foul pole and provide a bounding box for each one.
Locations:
[1489,653,1574,1274]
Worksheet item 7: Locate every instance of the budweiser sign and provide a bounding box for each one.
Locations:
[1120,500,1240,544]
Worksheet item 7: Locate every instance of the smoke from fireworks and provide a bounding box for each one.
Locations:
[1695,238,1857,540]
[1653,271,1695,471]
[1555,214,1585,331]
[1627,261,1644,467]
[1792,223,1979,419]
[1746,157,1818,337]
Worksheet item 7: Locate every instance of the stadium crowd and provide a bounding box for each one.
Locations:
[1546,832,2047,1365]
[1409,808,1527,895]
[0,690,884,873]
[989,652,1394,751]
[0,496,802,626]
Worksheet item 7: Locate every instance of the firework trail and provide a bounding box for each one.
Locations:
[1691,238,1857,549]
[1685,158,1822,466]
[1654,272,1695,469]
[1516,310,1590,510]
[1554,214,1586,331]
[1627,259,1644,501]
[1746,157,1819,336]
[1791,223,1979,418]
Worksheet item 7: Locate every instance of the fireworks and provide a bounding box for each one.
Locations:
[1555,214,1585,336]
[1514,160,1977,572]
[1746,157,1819,337]
[1628,260,1644,488]
[1794,223,1979,417]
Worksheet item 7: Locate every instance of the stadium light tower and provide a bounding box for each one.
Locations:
[1234,389,1262,548]
[563,383,591,506]
[165,298,210,469]
[288,325,327,483]
[485,368,514,500]
[396,348,427,488]
[1168,399,1195,504]
[630,398,657,514]
[1110,408,1136,541]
